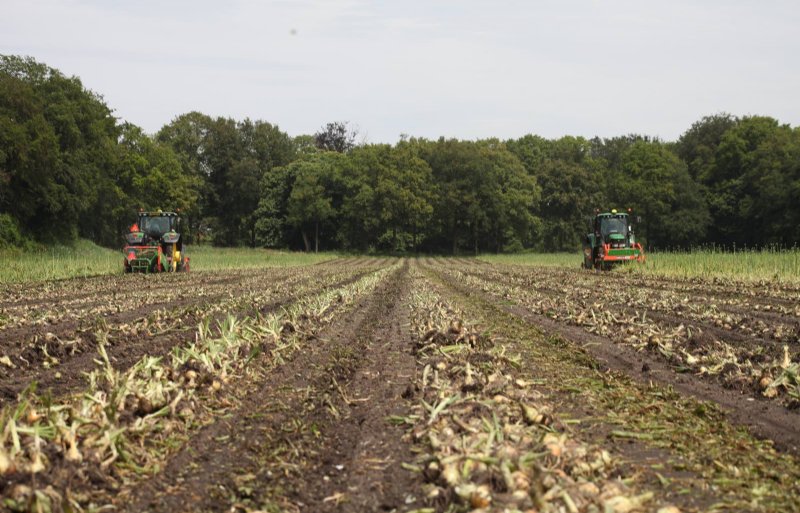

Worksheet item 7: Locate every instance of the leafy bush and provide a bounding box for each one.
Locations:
[0,213,33,249]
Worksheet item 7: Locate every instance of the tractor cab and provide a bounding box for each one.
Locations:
[583,209,645,270]
[139,215,177,240]
[597,214,630,246]
[123,211,189,273]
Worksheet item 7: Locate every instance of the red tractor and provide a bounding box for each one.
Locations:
[123,211,190,273]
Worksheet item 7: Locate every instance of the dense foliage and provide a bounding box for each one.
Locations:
[2,56,799,252]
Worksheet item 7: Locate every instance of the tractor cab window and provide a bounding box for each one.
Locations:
[140,216,172,237]
[600,217,627,239]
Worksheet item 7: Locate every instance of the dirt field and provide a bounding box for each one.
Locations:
[1,258,799,512]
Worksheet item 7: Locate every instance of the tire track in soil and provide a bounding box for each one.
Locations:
[430,265,800,455]
[0,268,378,408]
[119,261,421,513]
[286,260,418,513]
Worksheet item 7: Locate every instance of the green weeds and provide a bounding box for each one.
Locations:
[481,247,800,284]
[186,246,337,271]
[0,240,337,284]
[0,240,119,284]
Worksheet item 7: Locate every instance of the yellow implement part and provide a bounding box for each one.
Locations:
[172,244,179,272]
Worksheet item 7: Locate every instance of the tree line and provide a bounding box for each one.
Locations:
[1,55,799,253]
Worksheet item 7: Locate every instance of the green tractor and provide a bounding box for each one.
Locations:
[123,211,190,273]
[583,209,645,270]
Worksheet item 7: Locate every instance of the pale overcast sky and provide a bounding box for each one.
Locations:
[2,0,798,142]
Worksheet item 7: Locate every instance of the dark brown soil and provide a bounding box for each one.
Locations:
[118,261,422,513]
[3,257,800,513]
[455,266,800,349]
[430,264,800,455]
[0,264,381,407]
[422,263,723,512]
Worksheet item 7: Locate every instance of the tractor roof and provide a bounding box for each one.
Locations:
[139,211,179,217]
[598,209,629,218]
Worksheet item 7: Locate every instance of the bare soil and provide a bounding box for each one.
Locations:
[431,261,800,453]
[0,262,382,405]
[119,261,421,512]
[2,257,800,512]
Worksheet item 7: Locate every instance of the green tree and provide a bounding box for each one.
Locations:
[156,111,215,242]
[338,144,435,252]
[707,116,800,245]
[609,141,709,248]
[83,124,200,246]
[314,121,357,153]
[384,143,435,251]
[0,55,119,243]
[508,135,596,251]
[535,159,603,251]
[676,113,738,181]
[286,155,340,252]
[254,165,296,248]
[294,134,319,156]
[416,138,538,254]
[160,114,296,246]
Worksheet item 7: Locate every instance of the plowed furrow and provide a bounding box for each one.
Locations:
[118,262,418,513]
[0,268,377,408]
[432,266,800,454]
[420,261,800,511]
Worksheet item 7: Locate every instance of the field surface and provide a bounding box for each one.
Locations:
[1,257,799,512]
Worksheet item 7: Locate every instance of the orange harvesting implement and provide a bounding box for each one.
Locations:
[123,211,190,273]
[583,208,645,271]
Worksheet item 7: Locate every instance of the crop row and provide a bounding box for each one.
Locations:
[0,259,384,333]
[418,261,800,512]
[0,261,385,383]
[435,263,800,408]
[398,265,673,513]
[0,262,398,512]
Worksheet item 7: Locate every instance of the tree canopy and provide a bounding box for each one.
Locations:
[2,55,799,253]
